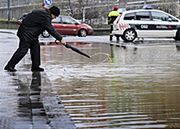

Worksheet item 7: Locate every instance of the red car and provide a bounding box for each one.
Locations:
[42,15,93,37]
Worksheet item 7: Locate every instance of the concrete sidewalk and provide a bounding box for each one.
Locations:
[0,31,76,129]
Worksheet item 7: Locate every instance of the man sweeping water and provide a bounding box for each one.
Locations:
[4,6,66,72]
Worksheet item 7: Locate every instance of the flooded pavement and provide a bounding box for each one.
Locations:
[41,41,180,129]
[0,31,76,129]
[1,29,180,129]
[0,32,49,128]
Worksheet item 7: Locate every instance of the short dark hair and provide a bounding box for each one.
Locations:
[49,6,60,16]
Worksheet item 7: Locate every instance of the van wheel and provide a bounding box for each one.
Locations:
[42,31,50,38]
[78,29,87,37]
[122,29,137,42]
[175,29,180,41]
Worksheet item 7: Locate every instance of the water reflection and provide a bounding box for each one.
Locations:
[42,42,180,129]
[12,72,48,127]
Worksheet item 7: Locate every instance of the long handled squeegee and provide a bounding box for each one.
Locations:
[55,40,91,58]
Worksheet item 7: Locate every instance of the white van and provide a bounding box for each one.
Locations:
[112,9,180,42]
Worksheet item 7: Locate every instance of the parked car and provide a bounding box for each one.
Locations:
[42,15,93,38]
[112,9,180,42]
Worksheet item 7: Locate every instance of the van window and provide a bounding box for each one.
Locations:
[136,11,150,21]
[151,11,178,22]
[151,11,169,21]
[124,12,135,20]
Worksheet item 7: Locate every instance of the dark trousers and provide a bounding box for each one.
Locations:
[6,39,40,68]
[109,24,113,41]
[110,24,119,42]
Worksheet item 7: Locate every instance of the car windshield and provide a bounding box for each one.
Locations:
[52,16,81,24]
[52,17,60,23]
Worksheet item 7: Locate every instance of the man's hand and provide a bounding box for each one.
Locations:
[59,39,66,45]
[55,39,70,48]
[55,39,66,45]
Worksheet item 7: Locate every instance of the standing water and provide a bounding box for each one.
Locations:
[41,42,180,129]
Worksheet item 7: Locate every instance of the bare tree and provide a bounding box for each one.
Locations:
[67,0,74,16]
[158,0,179,17]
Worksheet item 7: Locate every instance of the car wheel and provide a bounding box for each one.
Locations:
[42,31,50,38]
[122,29,137,42]
[175,29,180,41]
[78,29,87,37]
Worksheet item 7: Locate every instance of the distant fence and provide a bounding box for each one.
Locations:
[0,4,41,20]
[0,0,179,27]
[0,21,18,29]
[0,0,174,20]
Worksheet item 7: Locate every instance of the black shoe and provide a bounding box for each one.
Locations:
[31,67,44,72]
[4,66,17,72]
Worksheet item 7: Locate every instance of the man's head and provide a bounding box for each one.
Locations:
[49,6,60,19]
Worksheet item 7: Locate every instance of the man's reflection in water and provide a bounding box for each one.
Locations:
[176,44,180,51]
[30,72,46,117]
[109,44,138,63]
[16,72,47,124]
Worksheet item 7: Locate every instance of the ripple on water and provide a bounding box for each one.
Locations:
[44,43,180,129]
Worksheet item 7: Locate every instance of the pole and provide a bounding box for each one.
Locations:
[144,0,147,5]
[7,0,10,21]
[176,0,179,17]
[83,8,85,22]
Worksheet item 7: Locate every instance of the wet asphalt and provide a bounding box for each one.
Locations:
[0,30,76,129]
[0,29,179,129]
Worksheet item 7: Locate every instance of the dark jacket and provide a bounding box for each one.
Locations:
[17,9,62,42]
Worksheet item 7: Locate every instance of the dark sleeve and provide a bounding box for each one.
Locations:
[108,16,111,25]
[41,14,63,41]
[108,12,111,25]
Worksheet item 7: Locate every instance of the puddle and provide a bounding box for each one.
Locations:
[42,42,180,129]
